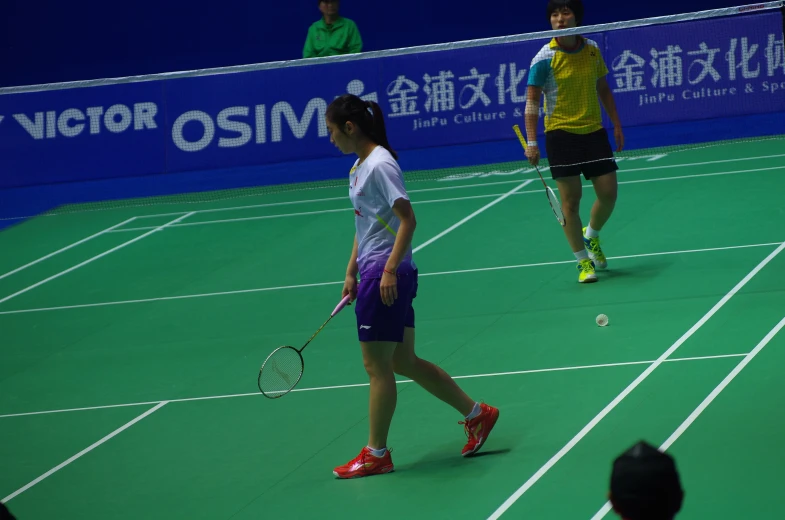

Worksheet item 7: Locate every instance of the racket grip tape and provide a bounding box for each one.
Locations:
[512,124,528,151]
[332,294,352,316]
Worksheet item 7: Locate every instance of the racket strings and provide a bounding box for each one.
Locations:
[259,347,303,397]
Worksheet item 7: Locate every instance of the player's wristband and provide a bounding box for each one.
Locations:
[383,269,396,275]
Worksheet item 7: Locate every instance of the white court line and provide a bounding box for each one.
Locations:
[108,180,536,234]
[0,213,193,306]
[0,217,138,282]
[608,165,785,187]
[0,241,779,316]
[0,354,746,420]
[406,174,531,193]
[486,239,785,520]
[110,208,352,232]
[124,175,528,221]
[413,179,534,252]
[421,242,783,277]
[127,153,785,220]
[107,165,785,233]
[109,189,529,234]
[0,179,526,312]
[589,314,785,520]
[438,152,785,186]
[1,401,168,503]
[109,191,531,233]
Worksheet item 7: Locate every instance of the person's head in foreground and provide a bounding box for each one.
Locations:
[547,0,584,30]
[0,501,15,520]
[609,441,684,520]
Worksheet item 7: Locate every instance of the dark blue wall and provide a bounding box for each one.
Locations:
[2,1,747,87]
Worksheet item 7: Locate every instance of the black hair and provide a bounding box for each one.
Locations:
[547,0,584,26]
[326,94,398,160]
[610,441,684,520]
[0,501,16,520]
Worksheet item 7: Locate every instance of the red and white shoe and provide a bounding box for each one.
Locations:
[333,446,394,479]
[460,403,499,457]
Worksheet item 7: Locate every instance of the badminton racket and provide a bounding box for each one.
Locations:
[512,124,565,226]
[257,294,351,399]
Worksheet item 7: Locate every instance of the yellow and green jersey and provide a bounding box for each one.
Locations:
[527,37,608,134]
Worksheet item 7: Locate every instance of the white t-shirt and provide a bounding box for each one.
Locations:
[348,146,416,278]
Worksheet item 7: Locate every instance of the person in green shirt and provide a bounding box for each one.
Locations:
[303,0,363,58]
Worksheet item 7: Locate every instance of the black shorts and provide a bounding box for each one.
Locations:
[545,128,618,180]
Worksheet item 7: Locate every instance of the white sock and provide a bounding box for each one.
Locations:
[574,249,589,261]
[585,225,600,238]
[465,402,482,420]
[367,446,387,457]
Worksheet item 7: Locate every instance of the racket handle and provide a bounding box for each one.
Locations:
[512,124,528,151]
[332,294,352,316]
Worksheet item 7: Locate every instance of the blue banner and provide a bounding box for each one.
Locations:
[605,10,785,126]
[0,82,167,189]
[0,10,782,191]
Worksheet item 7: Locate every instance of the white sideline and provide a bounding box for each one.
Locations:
[0,213,193,306]
[107,164,785,233]
[1,402,168,503]
[0,354,747,420]
[413,179,534,253]
[0,217,138,282]
[486,239,785,520]
[113,153,785,222]
[588,314,785,520]
[0,241,779,316]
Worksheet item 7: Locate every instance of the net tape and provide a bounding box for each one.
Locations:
[1,1,782,95]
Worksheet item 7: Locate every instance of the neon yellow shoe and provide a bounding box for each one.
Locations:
[577,258,598,283]
[583,227,607,269]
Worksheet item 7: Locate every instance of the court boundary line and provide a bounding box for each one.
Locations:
[107,164,785,232]
[0,213,195,306]
[1,401,168,503]
[413,179,534,253]
[0,241,778,316]
[0,354,746,420]
[486,240,785,520]
[433,152,785,184]
[0,217,138,281]
[117,153,785,222]
[590,314,785,519]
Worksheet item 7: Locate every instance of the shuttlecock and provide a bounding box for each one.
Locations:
[596,314,609,327]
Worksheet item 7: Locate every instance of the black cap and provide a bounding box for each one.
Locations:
[610,441,684,520]
[0,501,16,520]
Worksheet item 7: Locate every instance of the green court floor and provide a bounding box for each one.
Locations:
[1,140,785,519]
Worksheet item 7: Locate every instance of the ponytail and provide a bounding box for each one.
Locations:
[366,100,398,161]
[326,94,399,160]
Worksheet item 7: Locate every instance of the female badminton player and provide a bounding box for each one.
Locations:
[524,0,624,283]
[325,94,500,479]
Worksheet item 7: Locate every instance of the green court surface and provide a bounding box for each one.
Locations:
[2,141,785,519]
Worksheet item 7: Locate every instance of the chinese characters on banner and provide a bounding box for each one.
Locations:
[0,11,782,189]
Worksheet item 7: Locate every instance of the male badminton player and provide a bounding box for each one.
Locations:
[524,0,624,283]
[325,94,500,479]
